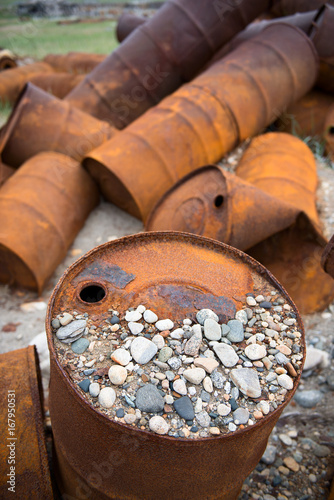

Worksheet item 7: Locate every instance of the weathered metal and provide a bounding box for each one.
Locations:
[308,4,334,93]
[0,83,114,168]
[0,49,17,71]
[275,90,334,137]
[116,12,146,43]
[66,0,273,128]
[271,0,334,16]
[84,24,318,222]
[0,345,53,499]
[324,104,334,159]
[322,233,334,279]
[46,231,305,500]
[0,152,99,292]
[0,62,54,105]
[146,133,334,314]
[43,51,106,74]
[0,161,15,187]
[29,72,84,99]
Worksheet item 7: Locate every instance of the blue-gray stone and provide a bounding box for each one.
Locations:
[221,324,230,337]
[210,369,226,389]
[227,319,244,342]
[196,309,219,325]
[260,301,272,309]
[124,394,136,407]
[294,389,324,408]
[110,315,120,324]
[200,390,211,403]
[71,338,90,354]
[78,379,90,392]
[116,408,125,418]
[174,396,195,421]
[135,384,164,413]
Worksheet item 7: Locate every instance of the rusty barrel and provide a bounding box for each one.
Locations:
[0,346,53,499]
[322,233,334,279]
[270,0,334,16]
[146,133,334,314]
[43,51,106,74]
[0,83,114,168]
[116,12,146,42]
[325,104,334,158]
[0,161,15,187]
[0,61,54,105]
[0,152,99,292]
[84,23,318,222]
[66,0,272,128]
[29,71,84,99]
[46,231,306,500]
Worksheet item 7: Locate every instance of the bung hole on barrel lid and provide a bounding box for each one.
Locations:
[214,195,224,208]
[79,284,106,303]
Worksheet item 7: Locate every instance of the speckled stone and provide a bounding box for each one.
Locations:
[196,309,219,325]
[204,318,221,341]
[233,407,249,425]
[130,337,158,364]
[158,346,173,363]
[213,343,239,367]
[149,416,169,435]
[227,320,244,342]
[230,368,261,398]
[135,384,164,413]
[245,344,267,361]
[195,410,211,428]
[184,326,202,356]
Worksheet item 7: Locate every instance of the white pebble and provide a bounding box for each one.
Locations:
[98,387,116,408]
[111,348,131,366]
[245,344,267,361]
[136,305,146,314]
[217,403,231,416]
[149,416,169,435]
[89,382,100,397]
[124,413,137,424]
[143,310,158,323]
[151,334,165,349]
[108,365,127,385]
[246,296,257,306]
[173,379,187,395]
[203,376,213,393]
[125,310,142,322]
[183,368,206,385]
[277,374,293,390]
[59,312,74,326]
[155,319,174,331]
[128,322,144,335]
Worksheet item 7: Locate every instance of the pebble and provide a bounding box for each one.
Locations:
[246,296,257,306]
[143,310,158,323]
[51,318,61,329]
[128,322,144,335]
[89,382,100,397]
[170,328,184,339]
[98,387,116,408]
[204,318,221,341]
[213,343,239,367]
[167,356,182,370]
[196,308,219,325]
[125,310,142,322]
[195,410,211,427]
[78,379,90,392]
[261,445,277,465]
[109,315,120,325]
[303,346,330,371]
[59,312,74,326]
[221,324,230,336]
[130,337,158,364]
[155,319,174,331]
[194,357,219,374]
[227,320,244,342]
[184,326,202,356]
[210,369,226,389]
[294,389,324,408]
[230,368,261,398]
[228,422,237,432]
[108,365,127,385]
[149,415,169,435]
[257,400,270,415]
[283,457,299,472]
[124,413,137,424]
[173,396,195,420]
[233,407,249,425]
[158,346,173,362]
[173,379,187,395]
[56,320,87,343]
[217,403,231,416]
[326,372,334,390]
[277,374,293,390]
[279,433,293,446]
[111,348,132,366]
[183,368,206,385]
[135,384,164,413]
[203,376,213,393]
[71,338,89,354]
[235,309,248,325]
[245,343,267,361]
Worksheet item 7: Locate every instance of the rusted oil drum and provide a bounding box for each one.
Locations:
[0,161,15,187]
[146,133,334,314]
[0,61,54,105]
[116,13,146,43]
[0,83,114,168]
[29,71,84,99]
[309,4,334,93]
[0,346,53,499]
[325,104,334,159]
[84,24,318,222]
[0,152,99,292]
[66,0,273,128]
[46,232,305,500]
[322,233,334,279]
[43,51,106,74]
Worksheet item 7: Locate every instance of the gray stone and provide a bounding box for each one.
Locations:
[78,379,90,392]
[184,325,202,356]
[158,346,173,363]
[195,410,211,428]
[143,309,158,323]
[155,319,174,331]
[56,319,87,343]
[204,318,221,341]
[327,372,334,390]
[227,320,244,342]
[130,337,157,364]
[135,384,164,413]
[261,445,277,465]
[233,407,249,425]
[275,352,289,365]
[304,347,330,371]
[167,356,182,370]
[210,369,226,389]
[221,324,230,337]
[294,389,324,408]
[71,337,89,354]
[235,309,248,325]
[173,396,195,420]
[230,368,261,398]
[51,318,61,329]
[213,343,239,367]
[196,309,219,325]
[98,387,116,408]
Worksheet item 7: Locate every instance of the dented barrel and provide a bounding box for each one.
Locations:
[116,13,146,43]
[66,0,273,128]
[146,133,334,314]
[0,83,114,168]
[43,51,106,75]
[84,24,319,221]
[29,72,84,99]
[0,161,15,187]
[0,152,99,292]
[46,232,305,500]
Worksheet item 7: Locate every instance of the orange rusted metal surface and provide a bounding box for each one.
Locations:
[322,233,334,279]
[84,24,318,222]
[29,72,84,99]
[0,62,54,105]
[0,83,114,168]
[66,0,273,128]
[324,104,334,159]
[275,90,334,137]
[0,345,53,499]
[271,0,334,16]
[46,232,305,500]
[0,161,15,187]
[43,51,106,74]
[0,152,99,292]
[116,12,146,42]
[146,133,334,314]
